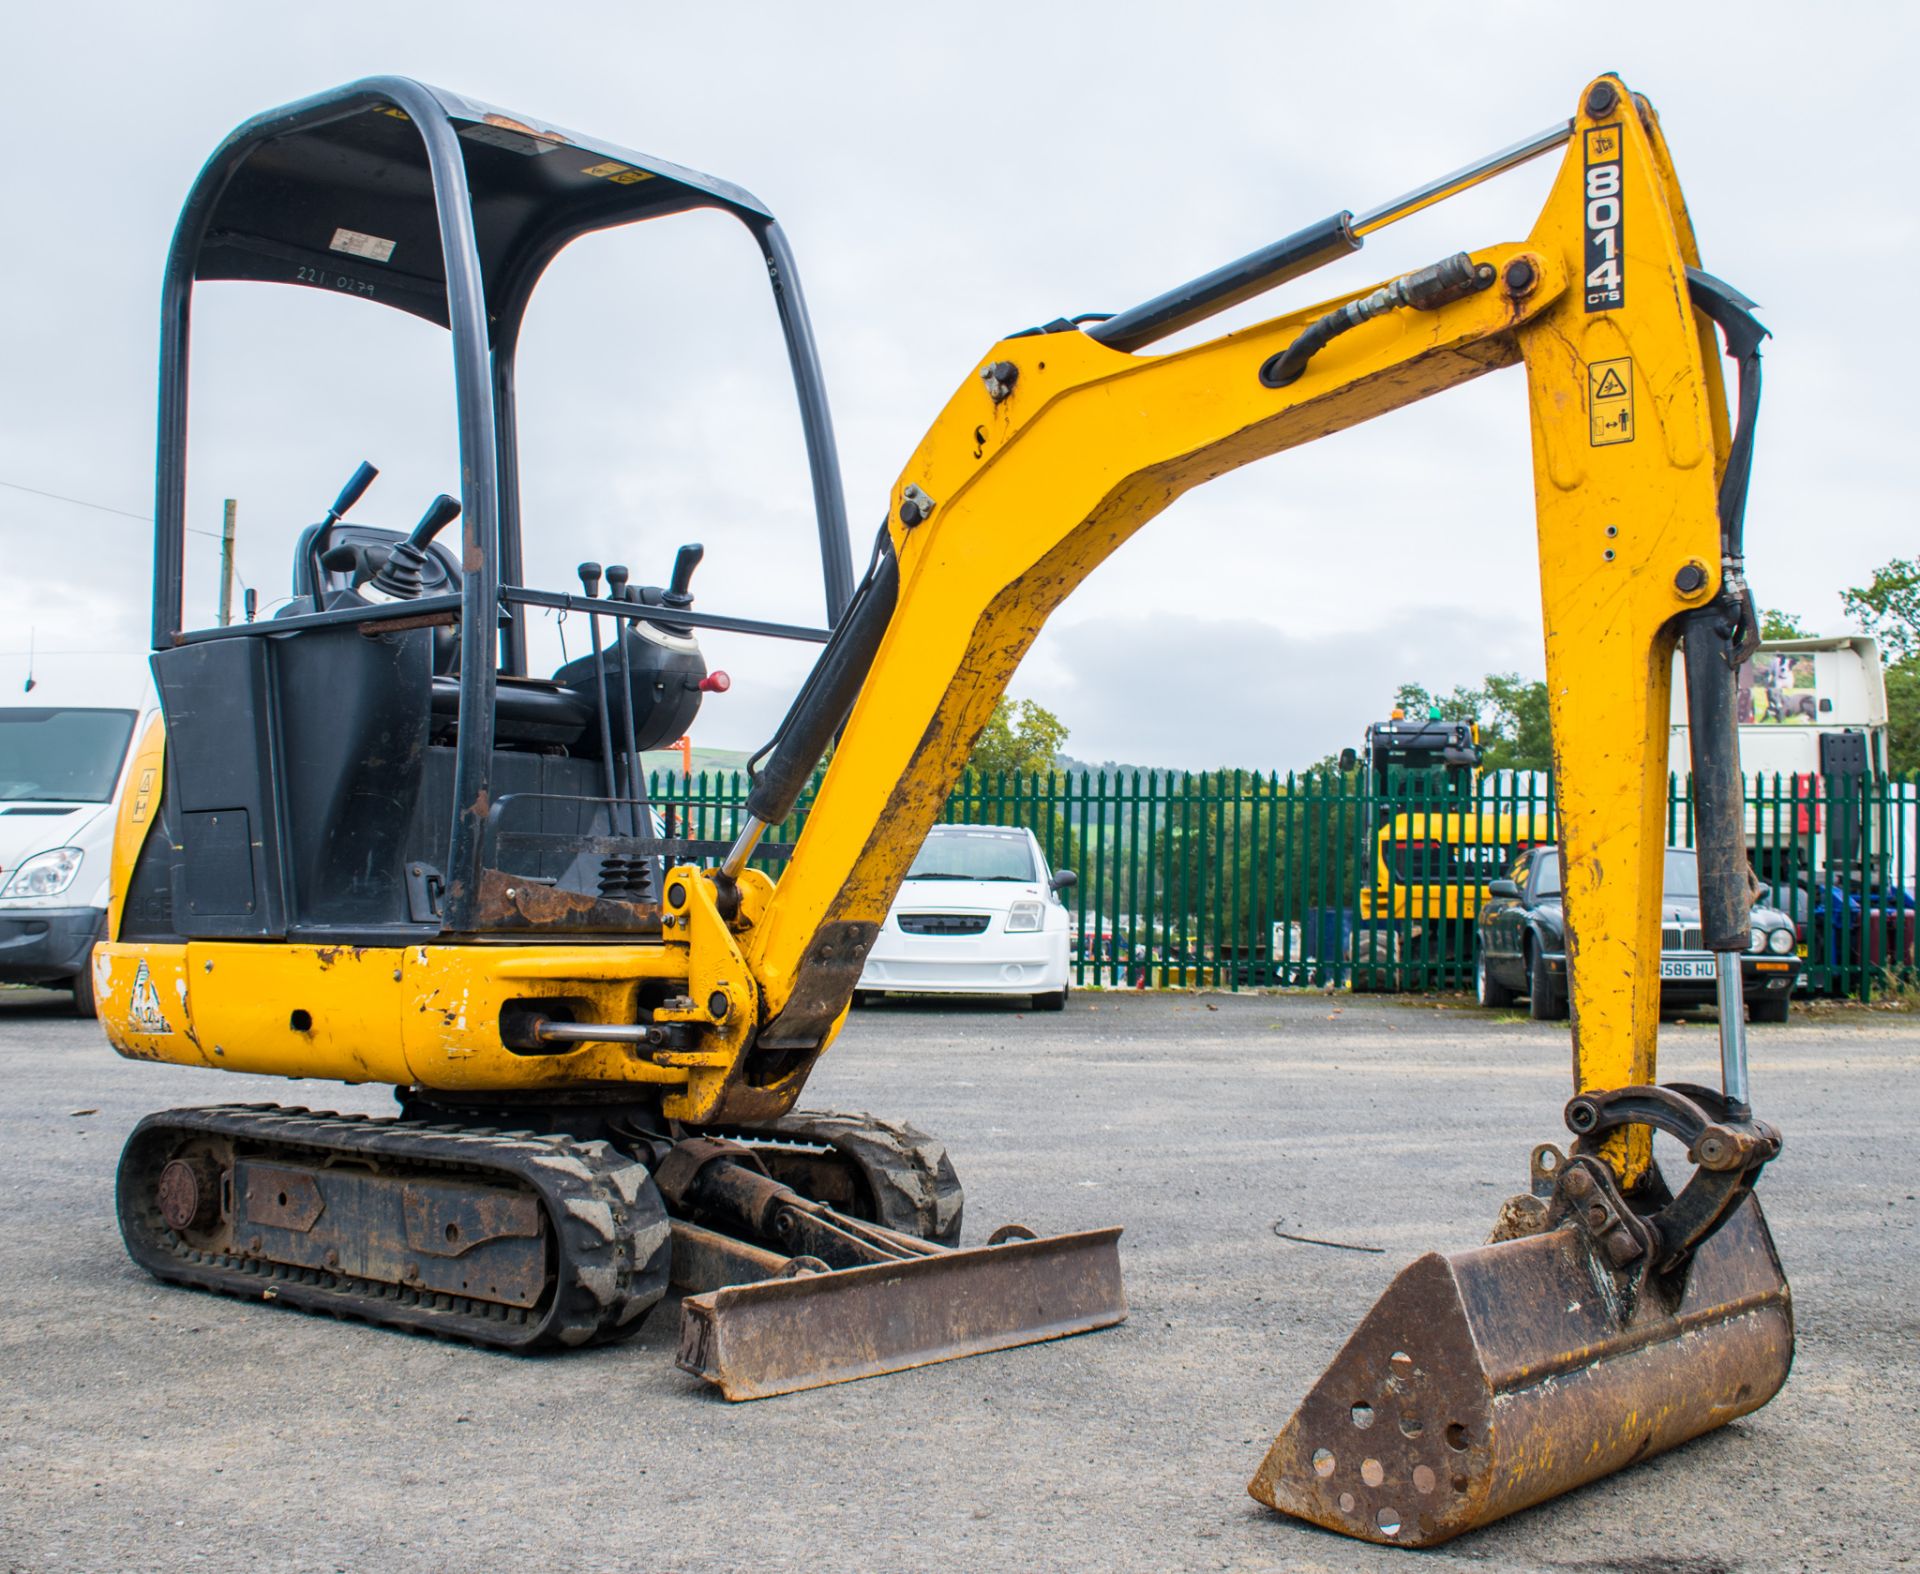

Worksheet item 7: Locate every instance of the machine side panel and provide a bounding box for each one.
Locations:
[150,640,288,938]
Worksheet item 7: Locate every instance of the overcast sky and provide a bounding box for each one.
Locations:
[2,3,1913,769]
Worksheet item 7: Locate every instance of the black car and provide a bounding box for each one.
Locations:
[1473,846,1801,1022]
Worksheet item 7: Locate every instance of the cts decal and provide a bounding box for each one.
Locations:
[1583,124,1624,312]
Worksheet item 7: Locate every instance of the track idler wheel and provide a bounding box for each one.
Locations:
[1249,1086,1793,1546]
[155,1152,222,1233]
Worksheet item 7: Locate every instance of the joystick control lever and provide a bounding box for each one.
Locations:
[366,494,462,602]
[307,459,379,609]
[577,562,622,826]
[664,543,705,610]
[604,565,641,835]
[328,461,379,524]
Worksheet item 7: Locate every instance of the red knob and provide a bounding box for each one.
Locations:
[698,671,731,693]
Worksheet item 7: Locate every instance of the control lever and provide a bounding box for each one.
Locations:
[663,543,705,610]
[366,493,461,601]
[578,562,622,827]
[329,461,379,523]
[308,459,379,609]
[605,564,642,837]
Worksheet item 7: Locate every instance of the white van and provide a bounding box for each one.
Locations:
[0,699,147,1014]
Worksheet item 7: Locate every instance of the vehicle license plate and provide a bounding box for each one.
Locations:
[1660,958,1716,980]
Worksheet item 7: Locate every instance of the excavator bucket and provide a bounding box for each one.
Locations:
[675,1224,1126,1400]
[1249,1189,1791,1547]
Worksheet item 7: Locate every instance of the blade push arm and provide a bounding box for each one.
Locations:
[668,76,1739,1139]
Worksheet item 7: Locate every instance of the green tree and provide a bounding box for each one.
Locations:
[1885,659,1920,777]
[948,697,1079,889]
[1760,607,1809,640]
[1388,672,1552,774]
[1478,673,1553,773]
[968,696,1069,776]
[1394,681,1487,722]
[1840,557,1920,774]
[1842,556,1920,660]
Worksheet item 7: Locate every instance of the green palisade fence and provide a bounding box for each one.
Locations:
[646,768,1920,1002]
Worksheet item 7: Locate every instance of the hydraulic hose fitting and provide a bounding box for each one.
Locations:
[1397,253,1498,311]
[1259,253,1495,389]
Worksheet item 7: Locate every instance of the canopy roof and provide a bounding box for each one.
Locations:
[184,77,772,333]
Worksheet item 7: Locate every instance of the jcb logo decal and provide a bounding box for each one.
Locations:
[1583,125,1624,312]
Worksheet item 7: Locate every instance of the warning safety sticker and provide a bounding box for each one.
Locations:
[1589,357,1634,446]
[580,159,655,186]
[129,959,171,1035]
[130,766,156,825]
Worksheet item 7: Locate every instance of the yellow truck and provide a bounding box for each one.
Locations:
[1342,711,1550,988]
[1352,805,1553,988]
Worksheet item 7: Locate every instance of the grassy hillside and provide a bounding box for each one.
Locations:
[640,745,755,779]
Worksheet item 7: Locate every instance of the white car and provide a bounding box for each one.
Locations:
[856,824,1076,1009]
[0,699,147,1016]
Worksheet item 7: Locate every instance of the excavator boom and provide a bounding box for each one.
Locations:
[712,82,1732,1127]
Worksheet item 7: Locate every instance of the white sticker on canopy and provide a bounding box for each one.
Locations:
[460,122,562,157]
[329,228,397,263]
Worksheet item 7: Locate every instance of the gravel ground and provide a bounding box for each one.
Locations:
[1,986,1915,1573]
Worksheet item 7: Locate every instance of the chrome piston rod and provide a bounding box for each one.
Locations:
[530,1017,666,1048]
[1715,953,1751,1111]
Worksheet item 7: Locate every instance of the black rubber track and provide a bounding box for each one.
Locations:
[117,1104,671,1351]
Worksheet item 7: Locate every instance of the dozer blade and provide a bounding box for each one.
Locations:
[1249,1194,1791,1548]
[677,1225,1126,1400]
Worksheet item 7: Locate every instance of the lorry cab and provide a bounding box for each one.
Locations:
[0,695,150,1014]
[1669,635,1888,777]
[1668,635,1891,880]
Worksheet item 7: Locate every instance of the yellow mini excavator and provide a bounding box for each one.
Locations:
[100,74,1789,1547]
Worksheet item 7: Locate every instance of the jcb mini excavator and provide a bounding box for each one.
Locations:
[99,74,1789,1547]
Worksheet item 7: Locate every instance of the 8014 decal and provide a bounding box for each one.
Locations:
[1583,124,1624,312]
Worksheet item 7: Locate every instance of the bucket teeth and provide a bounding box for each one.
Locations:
[1250,1195,1792,1548]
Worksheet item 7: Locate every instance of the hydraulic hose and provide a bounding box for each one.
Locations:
[1680,269,1772,1118]
[1686,268,1770,664]
[1259,253,1494,389]
[1686,268,1769,567]
[739,530,900,834]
